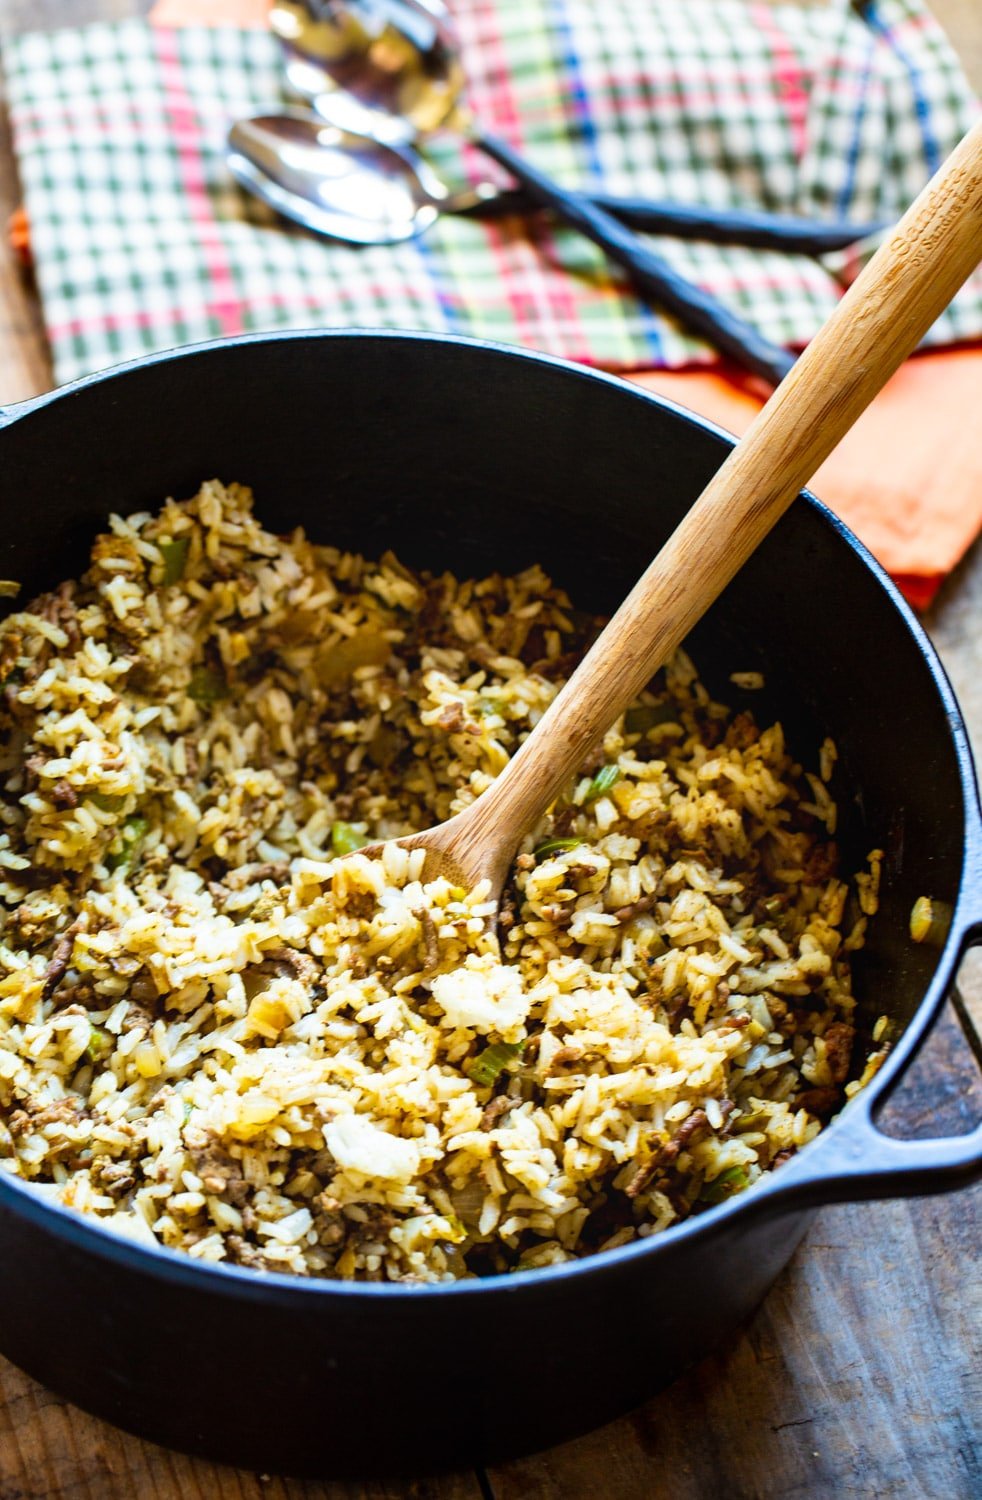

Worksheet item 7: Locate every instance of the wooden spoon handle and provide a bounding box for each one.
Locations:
[457,119,982,865]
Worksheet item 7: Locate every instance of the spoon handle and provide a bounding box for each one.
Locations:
[476,130,795,388]
[466,188,885,256]
[450,120,982,868]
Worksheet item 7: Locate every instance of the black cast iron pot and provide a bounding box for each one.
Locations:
[0,331,979,1476]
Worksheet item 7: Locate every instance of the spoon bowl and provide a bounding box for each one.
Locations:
[227,111,471,243]
[271,0,464,145]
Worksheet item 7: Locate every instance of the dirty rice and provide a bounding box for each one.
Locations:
[0,481,885,1281]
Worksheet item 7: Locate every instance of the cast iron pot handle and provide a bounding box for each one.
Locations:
[768,913,982,1210]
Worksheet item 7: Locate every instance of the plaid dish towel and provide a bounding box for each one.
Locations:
[3,0,981,386]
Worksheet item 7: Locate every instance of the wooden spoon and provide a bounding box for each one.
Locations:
[389,120,982,902]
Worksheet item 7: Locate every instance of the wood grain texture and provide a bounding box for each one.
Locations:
[0,2,979,1497]
[0,1379,484,1500]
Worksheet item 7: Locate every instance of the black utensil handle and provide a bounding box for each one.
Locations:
[472,188,885,255]
[588,194,885,253]
[476,131,796,388]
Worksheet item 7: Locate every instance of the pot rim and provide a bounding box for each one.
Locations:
[0,327,978,1304]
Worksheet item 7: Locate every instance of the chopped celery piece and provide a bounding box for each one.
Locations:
[158,536,189,585]
[624,703,676,734]
[85,1024,113,1063]
[331,821,370,856]
[188,665,228,703]
[699,1165,749,1204]
[466,1040,524,1088]
[106,815,149,872]
[89,792,126,812]
[585,765,621,802]
[533,837,582,861]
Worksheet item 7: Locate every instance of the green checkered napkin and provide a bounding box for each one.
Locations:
[3,0,981,385]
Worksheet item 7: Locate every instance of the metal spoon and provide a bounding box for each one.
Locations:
[228,110,498,243]
[271,1,462,149]
[230,107,885,254]
[268,0,797,386]
[352,126,982,903]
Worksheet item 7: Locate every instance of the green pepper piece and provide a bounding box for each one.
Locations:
[106,815,149,873]
[532,837,583,862]
[158,537,190,585]
[89,792,126,813]
[188,665,228,703]
[85,1024,113,1063]
[330,821,370,856]
[699,1165,749,1204]
[466,1040,524,1088]
[624,703,677,735]
[584,764,621,802]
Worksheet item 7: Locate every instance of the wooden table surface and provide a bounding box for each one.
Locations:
[0,3,980,1496]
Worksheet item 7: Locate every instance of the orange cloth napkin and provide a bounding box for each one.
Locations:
[630,350,982,608]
